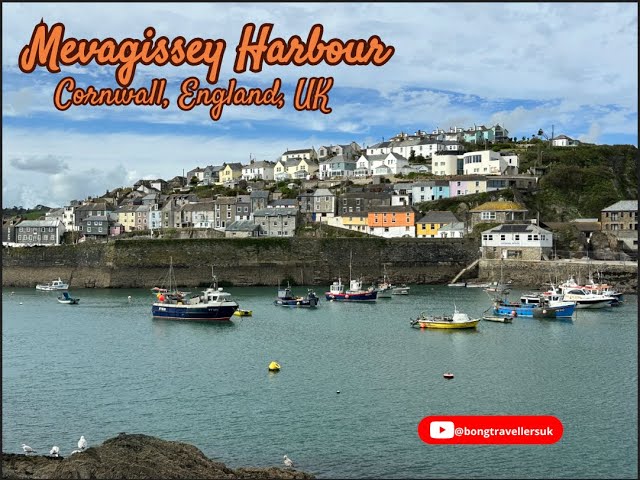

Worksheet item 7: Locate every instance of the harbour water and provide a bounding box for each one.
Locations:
[2,285,638,478]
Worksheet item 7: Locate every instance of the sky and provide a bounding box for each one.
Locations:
[2,2,638,209]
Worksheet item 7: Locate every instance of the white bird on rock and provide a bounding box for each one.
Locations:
[21,444,36,454]
[50,446,60,457]
[283,455,294,468]
[78,436,87,450]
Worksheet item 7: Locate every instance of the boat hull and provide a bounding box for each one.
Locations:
[325,291,377,302]
[414,319,480,329]
[57,299,79,305]
[494,303,575,318]
[573,299,614,309]
[376,288,392,298]
[151,303,238,321]
[274,298,318,307]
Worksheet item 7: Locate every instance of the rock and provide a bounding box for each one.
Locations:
[2,434,315,479]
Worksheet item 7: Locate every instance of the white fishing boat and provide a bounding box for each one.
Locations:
[376,265,393,298]
[36,278,69,291]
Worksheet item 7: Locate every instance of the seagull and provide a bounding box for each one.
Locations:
[50,446,60,457]
[283,455,294,468]
[21,444,36,454]
[78,436,87,450]
[70,449,82,455]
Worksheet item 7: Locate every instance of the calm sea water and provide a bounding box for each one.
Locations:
[2,285,637,479]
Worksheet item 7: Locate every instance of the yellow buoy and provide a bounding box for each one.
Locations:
[268,361,281,372]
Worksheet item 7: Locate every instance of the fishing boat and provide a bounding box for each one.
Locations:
[274,283,319,307]
[326,277,378,302]
[375,265,393,298]
[410,307,480,329]
[493,296,575,318]
[151,261,239,321]
[325,251,377,302]
[36,278,69,291]
[57,292,80,305]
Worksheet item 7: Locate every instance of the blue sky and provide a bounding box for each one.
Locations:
[2,2,638,209]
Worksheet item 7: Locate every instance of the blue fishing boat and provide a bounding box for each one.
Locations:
[151,261,238,321]
[274,283,319,307]
[493,295,575,318]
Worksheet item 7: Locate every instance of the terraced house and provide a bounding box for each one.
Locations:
[367,205,418,238]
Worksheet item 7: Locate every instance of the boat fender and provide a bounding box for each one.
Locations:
[511,310,517,317]
[542,309,547,314]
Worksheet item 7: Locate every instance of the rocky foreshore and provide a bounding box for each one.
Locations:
[2,433,315,479]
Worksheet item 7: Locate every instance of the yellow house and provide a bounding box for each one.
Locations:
[341,213,367,233]
[287,158,319,179]
[116,205,138,232]
[416,210,459,238]
[274,159,290,180]
[219,163,243,184]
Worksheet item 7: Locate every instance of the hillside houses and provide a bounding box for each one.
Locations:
[5,124,563,247]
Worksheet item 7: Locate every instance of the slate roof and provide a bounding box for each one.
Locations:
[16,220,62,227]
[417,211,459,224]
[602,200,638,212]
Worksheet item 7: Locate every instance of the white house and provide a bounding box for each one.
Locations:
[552,134,581,147]
[481,223,553,260]
[242,161,275,181]
[354,154,384,177]
[371,152,409,176]
[463,150,508,175]
[437,221,465,238]
[431,153,461,176]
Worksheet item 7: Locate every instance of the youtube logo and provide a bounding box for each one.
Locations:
[430,421,454,439]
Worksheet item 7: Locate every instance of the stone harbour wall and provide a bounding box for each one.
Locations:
[2,237,480,288]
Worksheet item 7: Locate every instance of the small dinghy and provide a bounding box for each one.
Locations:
[57,292,80,305]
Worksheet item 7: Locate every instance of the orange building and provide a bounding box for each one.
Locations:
[366,205,418,238]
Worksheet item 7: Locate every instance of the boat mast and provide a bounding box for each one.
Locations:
[349,250,353,283]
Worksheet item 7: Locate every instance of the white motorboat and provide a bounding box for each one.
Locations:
[36,278,69,291]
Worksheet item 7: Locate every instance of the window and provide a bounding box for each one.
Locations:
[514,234,520,240]
[533,235,539,240]
[41,227,45,232]
[481,212,496,220]
[527,235,532,240]
[87,227,92,233]
[483,235,488,240]
[500,235,506,240]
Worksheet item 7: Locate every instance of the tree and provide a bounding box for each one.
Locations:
[189,176,199,186]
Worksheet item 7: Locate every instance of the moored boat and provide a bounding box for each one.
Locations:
[391,284,410,295]
[410,308,480,329]
[233,309,252,317]
[325,251,377,302]
[375,266,393,298]
[36,278,69,291]
[558,287,615,309]
[325,277,377,302]
[57,292,80,304]
[274,283,319,308]
[482,314,513,323]
[151,261,239,321]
